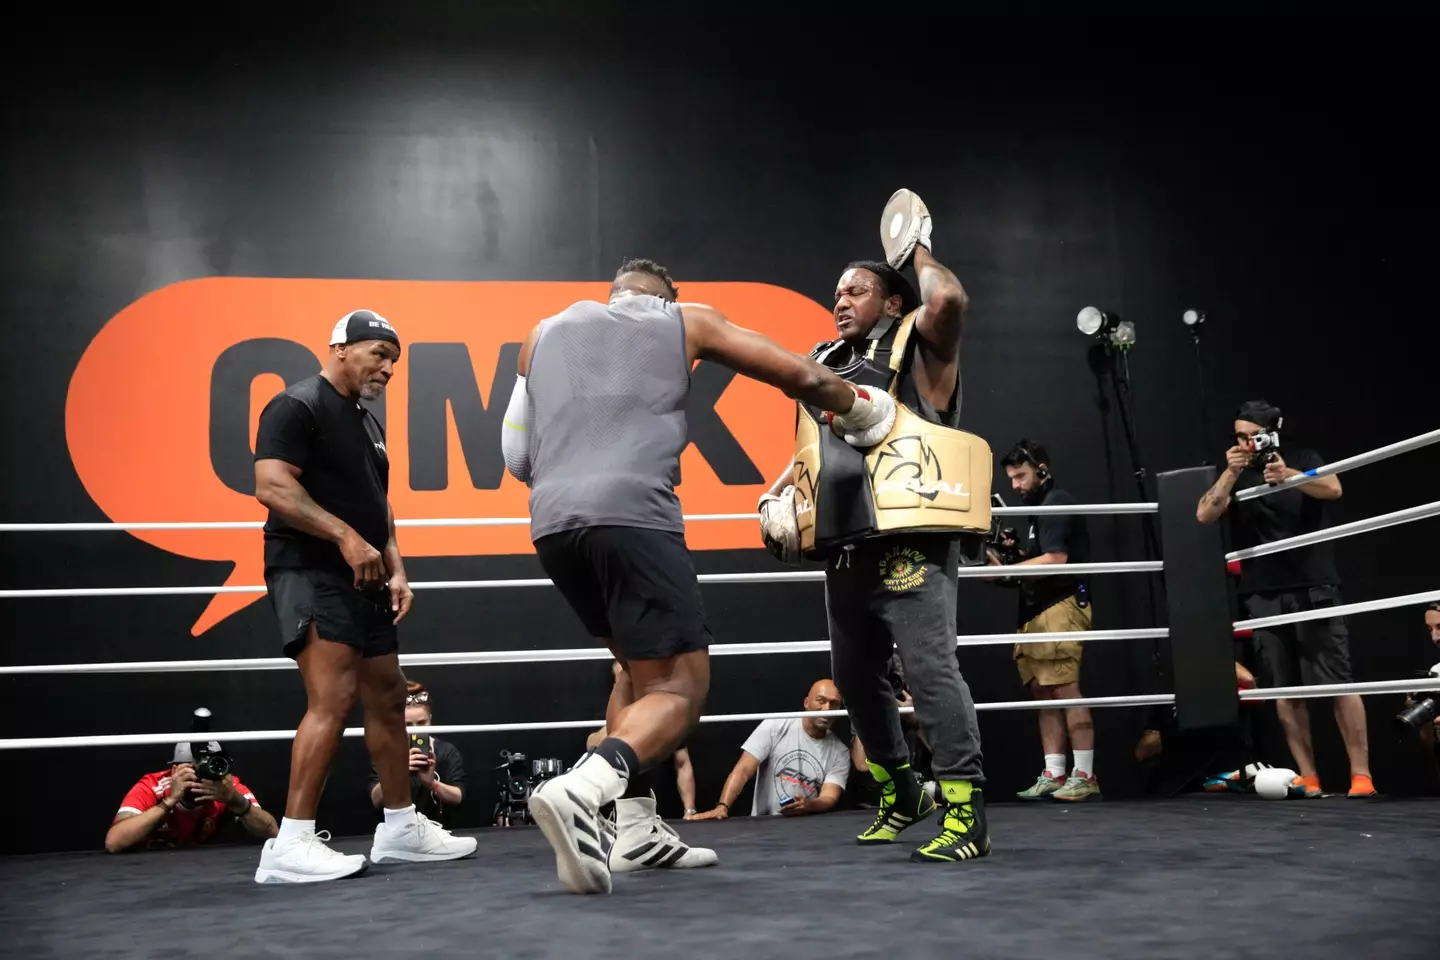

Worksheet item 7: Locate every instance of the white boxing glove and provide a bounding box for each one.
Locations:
[757,485,801,564]
[827,386,896,449]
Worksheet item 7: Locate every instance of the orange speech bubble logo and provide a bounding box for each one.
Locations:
[65,278,835,635]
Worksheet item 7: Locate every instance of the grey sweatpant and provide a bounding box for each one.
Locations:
[825,533,985,784]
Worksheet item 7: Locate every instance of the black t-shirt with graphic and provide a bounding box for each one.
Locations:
[1227,447,1339,596]
[1017,485,1091,623]
[254,375,390,574]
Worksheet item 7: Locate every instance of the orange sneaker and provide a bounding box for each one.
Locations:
[1348,775,1377,797]
[1289,775,1322,798]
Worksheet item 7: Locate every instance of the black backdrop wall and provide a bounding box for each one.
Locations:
[3,11,1437,854]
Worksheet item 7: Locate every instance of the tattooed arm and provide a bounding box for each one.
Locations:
[1196,446,1250,524]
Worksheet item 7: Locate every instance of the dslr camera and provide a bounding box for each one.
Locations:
[1394,669,1440,733]
[188,707,232,781]
[492,750,567,827]
[1250,428,1282,468]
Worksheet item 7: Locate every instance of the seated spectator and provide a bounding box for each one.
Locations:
[691,679,850,819]
[106,741,277,853]
[369,680,466,827]
[588,660,698,817]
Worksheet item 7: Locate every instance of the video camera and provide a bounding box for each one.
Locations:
[1394,668,1440,733]
[492,750,567,827]
[1250,428,1281,468]
[986,493,1023,567]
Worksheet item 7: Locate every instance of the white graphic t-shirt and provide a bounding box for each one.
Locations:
[740,717,851,816]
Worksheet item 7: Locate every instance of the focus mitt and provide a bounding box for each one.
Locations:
[879,188,932,270]
[757,485,801,564]
[826,386,896,449]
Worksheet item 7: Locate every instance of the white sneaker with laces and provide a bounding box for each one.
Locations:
[527,756,623,895]
[370,811,478,863]
[609,796,717,873]
[254,830,368,884]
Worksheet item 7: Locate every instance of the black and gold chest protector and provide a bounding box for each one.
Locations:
[791,309,992,561]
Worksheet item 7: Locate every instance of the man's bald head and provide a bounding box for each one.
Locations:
[803,679,843,734]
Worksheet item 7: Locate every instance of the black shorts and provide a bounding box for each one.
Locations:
[1242,585,1353,687]
[265,567,399,659]
[534,525,711,661]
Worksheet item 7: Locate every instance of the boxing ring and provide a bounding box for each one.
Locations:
[2,428,1438,959]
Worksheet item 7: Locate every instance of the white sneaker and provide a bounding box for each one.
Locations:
[609,796,717,873]
[370,812,478,864]
[254,830,368,884]
[527,757,623,895]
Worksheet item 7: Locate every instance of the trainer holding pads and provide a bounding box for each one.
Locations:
[759,191,994,864]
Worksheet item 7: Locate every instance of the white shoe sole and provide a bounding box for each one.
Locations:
[528,790,611,895]
[254,859,368,884]
[369,839,477,864]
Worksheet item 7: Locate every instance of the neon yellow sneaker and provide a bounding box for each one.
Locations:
[911,781,990,863]
[856,762,936,845]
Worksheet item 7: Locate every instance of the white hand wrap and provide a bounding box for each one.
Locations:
[757,485,801,565]
[828,386,896,449]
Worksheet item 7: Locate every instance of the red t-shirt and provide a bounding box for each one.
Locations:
[115,770,259,848]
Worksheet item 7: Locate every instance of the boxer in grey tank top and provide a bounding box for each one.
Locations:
[498,257,898,895]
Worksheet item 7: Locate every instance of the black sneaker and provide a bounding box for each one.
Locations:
[856,765,936,845]
[910,784,990,863]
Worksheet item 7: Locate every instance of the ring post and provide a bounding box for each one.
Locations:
[1157,466,1239,731]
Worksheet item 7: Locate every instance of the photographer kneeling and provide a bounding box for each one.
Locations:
[990,441,1099,802]
[369,680,466,827]
[1395,603,1440,777]
[106,738,277,853]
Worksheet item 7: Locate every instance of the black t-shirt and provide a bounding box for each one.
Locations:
[1018,485,1091,623]
[369,736,467,825]
[254,375,390,573]
[1227,447,1339,596]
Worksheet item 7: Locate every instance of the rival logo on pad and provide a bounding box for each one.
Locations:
[66,278,834,635]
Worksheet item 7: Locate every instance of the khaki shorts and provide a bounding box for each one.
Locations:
[1014,595,1091,687]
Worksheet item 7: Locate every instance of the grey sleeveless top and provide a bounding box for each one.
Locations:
[526,294,690,539]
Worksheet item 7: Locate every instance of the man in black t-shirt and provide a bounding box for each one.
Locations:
[1196,400,1373,799]
[251,310,476,885]
[990,441,1099,802]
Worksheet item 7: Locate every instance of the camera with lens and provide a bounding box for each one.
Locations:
[175,708,233,810]
[492,750,567,827]
[1394,669,1440,733]
[985,493,1024,568]
[1250,428,1281,468]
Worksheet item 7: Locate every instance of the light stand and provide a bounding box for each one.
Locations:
[1183,310,1210,465]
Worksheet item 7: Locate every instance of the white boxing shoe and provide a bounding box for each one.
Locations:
[528,756,623,895]
[370,811,478,864]
[254,830,368,885]
[609,795,718,873]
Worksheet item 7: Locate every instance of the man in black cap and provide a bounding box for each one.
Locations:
[251,309,476,885]
[1196,400,1374,799]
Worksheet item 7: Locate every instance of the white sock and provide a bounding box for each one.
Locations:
[1045,754,1066,779]
[384,804,416,828]
[1073,750,1095,778]
[277,817,315,843]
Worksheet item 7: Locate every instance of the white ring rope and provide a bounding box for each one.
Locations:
[0,561,1164,600]
[1233,427,1440,502]
[1225,500,1440,563]
[5,677,1435,751]
[0,628,1169,676]
[1232,588,1440,632]
[0,502,1158,533]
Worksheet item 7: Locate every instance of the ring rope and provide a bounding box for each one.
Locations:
[5,677,1435,751]
[1232,588,1440,632]
[0,561,1164,600]
[1233,427,1440,503]
[0,628,1170,676]
[0,502,1158,533]
[1225,500,1440,563]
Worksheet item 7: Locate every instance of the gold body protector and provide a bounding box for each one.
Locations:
[792,309,992,561]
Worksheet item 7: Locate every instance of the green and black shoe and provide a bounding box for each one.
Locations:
[856,761,936,845]
[911,781,990,863]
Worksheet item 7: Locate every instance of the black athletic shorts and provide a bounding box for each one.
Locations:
[265,567,399,659]
[534,525,712,661]
[1242,585,1353,687]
